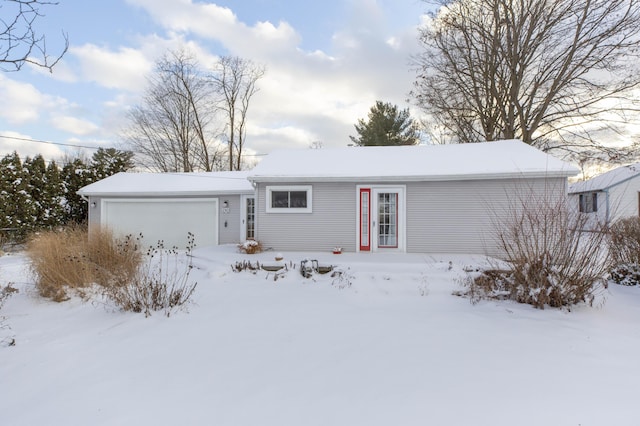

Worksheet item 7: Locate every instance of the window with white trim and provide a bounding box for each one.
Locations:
[266,185,312,213]
[579,192,598,213]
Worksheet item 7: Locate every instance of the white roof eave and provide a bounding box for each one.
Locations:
[77,189,255,197]
[248,171,577,184]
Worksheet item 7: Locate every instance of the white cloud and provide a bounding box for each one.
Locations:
[0,131,65,160]
[0,75,64,124]
[28,59,79,83]
[71,44,152,91]
[126,0,301,59]
[50,115,100,136]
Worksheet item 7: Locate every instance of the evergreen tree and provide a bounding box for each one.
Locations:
[349,101,420,146]
[61,158,94,224]
[91,148,135,180]
[0,152,33,239]
[44,160,66,228]
[23,154,47,231]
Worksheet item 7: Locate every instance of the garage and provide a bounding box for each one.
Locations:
[102,198,218,249]
[78,171,255,249]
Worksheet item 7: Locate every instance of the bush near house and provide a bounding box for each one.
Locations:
[103,233,198,317]
[465,192,611,308]
[27,226,141,302]
[608,217,640,286]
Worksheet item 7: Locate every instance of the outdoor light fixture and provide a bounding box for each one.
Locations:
[223,200,229,208]
[90,202,96,208]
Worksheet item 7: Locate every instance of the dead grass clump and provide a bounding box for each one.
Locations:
[467,191,611,309]
[27,226,141,302]
[87,229,142,287]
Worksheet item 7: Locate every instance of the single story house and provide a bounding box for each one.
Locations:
[79,140,578,256]
[247,139,578,256]
[77,171,255,249]
[569,163,640,229]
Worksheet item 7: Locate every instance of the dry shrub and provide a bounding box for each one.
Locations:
[27,226,141,302]
[608,217,640,285]
[468,190,611,309]
[103,233,198,317]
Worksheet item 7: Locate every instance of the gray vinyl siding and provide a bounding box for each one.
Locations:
[406,178,567,256]
[218,194,242,244]
[255,182,356,252]
[87,196,102,227]
[256,177,568,256]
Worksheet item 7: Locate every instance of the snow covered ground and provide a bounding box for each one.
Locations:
[1,245,639,426]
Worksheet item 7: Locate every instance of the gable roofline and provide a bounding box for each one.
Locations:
[78,171,254,197]
[249,170,575,184]
[247,140,579,183]
[569,163,640,194]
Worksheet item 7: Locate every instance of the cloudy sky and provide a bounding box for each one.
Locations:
[0,0,431,163]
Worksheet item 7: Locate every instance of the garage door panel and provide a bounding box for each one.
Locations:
[102,198,218,248]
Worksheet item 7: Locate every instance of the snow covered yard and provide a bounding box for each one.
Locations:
[1,245,639,426]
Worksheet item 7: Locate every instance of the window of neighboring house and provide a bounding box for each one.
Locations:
[579,192,598,213]
[266,186,312,213]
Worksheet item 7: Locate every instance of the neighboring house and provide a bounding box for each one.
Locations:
[78,171,255,249]
[247,139,578,256]
[569,163,640,229]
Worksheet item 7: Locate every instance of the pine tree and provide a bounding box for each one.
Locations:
[0,152,33,240]
[44,160,66,228]
[23,154,47,231]
[91,148,135,180]
[349,101,420,146]
[61,158,94,224]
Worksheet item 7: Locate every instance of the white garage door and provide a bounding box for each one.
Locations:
[102,198,218,249]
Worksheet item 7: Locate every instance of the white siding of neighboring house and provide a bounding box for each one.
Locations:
[568,191,607,230]
[255,177,569,256]
[569,175,640,229]
[608,176,640,224]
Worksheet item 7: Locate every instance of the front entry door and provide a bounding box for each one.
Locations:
[358,186,404,252]
[376,191,398,248]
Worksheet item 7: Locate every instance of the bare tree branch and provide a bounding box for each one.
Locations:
[0,0,68,72]
[412,0,640,163]
[123,49,224,172]
[210,56,265,171]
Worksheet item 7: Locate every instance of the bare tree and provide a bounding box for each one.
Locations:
[210,56,265,171]
[124,49,224,172]
[412,0,640,161]
[0,0,68,72]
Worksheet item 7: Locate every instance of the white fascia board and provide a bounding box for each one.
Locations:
[248,171,577,184]
[77,189,255,197]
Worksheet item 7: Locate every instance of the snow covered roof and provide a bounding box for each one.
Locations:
[569,163,640,193]
[248,140,578,183]
[78,171,254,197]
